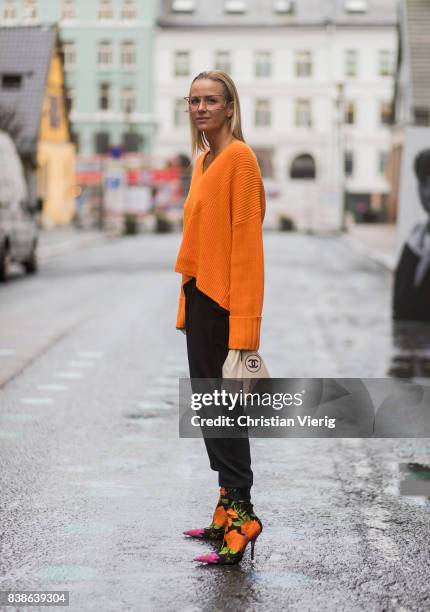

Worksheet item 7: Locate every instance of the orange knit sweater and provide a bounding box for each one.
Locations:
[174,139,265,350]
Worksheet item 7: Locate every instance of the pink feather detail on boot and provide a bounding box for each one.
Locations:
[193,553,220,564]
[183,529,205,538]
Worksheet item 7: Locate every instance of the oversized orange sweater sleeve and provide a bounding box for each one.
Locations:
[228,150,265,350]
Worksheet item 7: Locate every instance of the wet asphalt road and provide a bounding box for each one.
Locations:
[0,231,429,612]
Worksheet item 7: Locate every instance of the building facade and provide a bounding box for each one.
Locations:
[155,0,397,229]
[388,0,430,221]
[0,24,75,227]
[0,0,157,155]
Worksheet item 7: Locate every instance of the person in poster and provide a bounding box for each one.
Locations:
[393,149,430,322]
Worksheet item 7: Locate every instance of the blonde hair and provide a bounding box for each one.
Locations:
[188,71,245,159]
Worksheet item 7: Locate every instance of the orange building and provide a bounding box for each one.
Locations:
[0,25,76,227]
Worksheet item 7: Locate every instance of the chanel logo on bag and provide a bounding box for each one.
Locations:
[245,354,261,372]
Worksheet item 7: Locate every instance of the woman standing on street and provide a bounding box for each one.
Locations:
[174,71,265,565]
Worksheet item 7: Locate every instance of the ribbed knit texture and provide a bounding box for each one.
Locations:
[174,140,265,350]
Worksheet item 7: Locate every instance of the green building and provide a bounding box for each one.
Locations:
[0,0,157,155]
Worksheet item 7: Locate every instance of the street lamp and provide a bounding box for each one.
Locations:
[335,82,347,231]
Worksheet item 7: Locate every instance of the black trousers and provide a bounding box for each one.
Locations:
[183,277,253,489]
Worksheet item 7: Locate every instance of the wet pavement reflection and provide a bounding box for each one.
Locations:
[388,321,430,379]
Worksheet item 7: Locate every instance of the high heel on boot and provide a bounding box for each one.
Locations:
[194,499,262,565]
[183,487,229,541]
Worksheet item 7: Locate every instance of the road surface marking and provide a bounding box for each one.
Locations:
[78,351,104,359]
[54,371,83,379]
[1,413,39,421]
[0,348,16,357]
[67,360,94,368]
[20,398,53,405]
[37,384,69,391]
[0,430,21,439]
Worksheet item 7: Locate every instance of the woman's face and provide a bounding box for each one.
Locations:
[188,79,233,135]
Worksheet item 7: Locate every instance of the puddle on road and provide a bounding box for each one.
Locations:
[57,465,95,474]
[1,413,39,422]
[124,400,172,421]
[0,430,21,439]
[122,434,165,443]
[64,521,113,535]
[388,322,430,379]
[136,401,172,411]
[398,462,430,498]
[34,564,97,581]
[266,527,306,540]
[69,479,133,498]
[248,569,314,589]
[103,457,145,470]
[153,377,179,386]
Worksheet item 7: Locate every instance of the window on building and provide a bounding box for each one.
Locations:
[290,154,316,179]
[63,41,76,70]
[65,86,75,112]
[224,0,247,13]
[61,0,76,19]
[174,98,188,126]
[120,86,136,113]
[121,0,137,19]
[174,51,190,77]
[121,41,137,68]
[295,50,312,77]
[23,0,38,19]
[95,132,110,154]
[3,0,17,19]
[378,49,393,77]
[1,74,22,89]
[255,51,271,78]
[344,0,368,13]
[414,107,430,126]
[345,49,358,78]
[49,96,61,129]
[122,132,143,152]
[214,51,231,74]
[295,99,312,127]
[98,83,111,110]
[344,150,354,176]
[345,100,355,124]
[273,0,294,14]
[98,0,113,20]
[71,131,80,152]
[379,151,388,176]
[254,148,274,178]
[97,41,113,68]
[171,0,196,12]
[380,101,392,125]
[255,99,271,127]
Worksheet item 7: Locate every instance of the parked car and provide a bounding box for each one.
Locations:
[0,131,40,282]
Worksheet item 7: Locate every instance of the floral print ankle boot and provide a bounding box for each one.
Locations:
[194,499,263,565]
[183,487,230,541]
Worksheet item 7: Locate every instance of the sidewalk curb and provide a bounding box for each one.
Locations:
[338,234,396,272]
[38,231,120,262]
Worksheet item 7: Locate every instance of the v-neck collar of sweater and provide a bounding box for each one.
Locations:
[200,139,240,176]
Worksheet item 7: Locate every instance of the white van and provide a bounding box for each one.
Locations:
[0,130,39,281]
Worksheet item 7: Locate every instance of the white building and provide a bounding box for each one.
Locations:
[154,0,397,230]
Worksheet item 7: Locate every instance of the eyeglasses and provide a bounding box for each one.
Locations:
[183,95,229,112]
